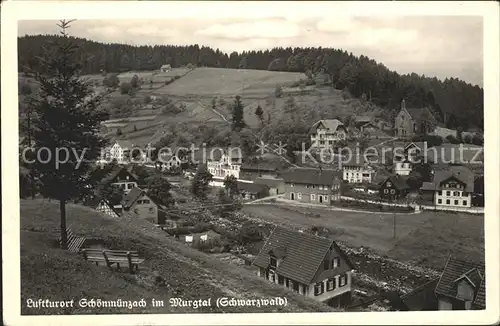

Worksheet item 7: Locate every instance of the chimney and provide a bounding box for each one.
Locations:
[401,99,406,109]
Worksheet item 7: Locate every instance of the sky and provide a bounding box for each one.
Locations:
[18,15,483,86]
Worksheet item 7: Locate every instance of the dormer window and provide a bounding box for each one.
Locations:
[269,256,277,268]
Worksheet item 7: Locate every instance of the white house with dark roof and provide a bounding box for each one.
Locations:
[104,140,135,164]
[253,226,354,307]
[420,166,475,208]
[341,155,376,184]
[281,168,342,205]
[207,148,244,186]
[309,119,347,149]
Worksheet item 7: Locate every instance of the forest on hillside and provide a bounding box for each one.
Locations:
[18,34,483,130]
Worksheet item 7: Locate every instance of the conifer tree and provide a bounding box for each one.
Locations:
[30,20,108,249]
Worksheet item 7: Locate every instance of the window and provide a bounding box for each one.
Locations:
[269,256,277,268]
[312,185,315,189]
[384,189,389,194]
[438,191,442,196]
[339,275,347,287]
[390,189,396,194]
[278,275,284,285]
[438,199,442,204]
[453,191,459,196]
[293,282,300,293]
[306,185,310,189]
[454,200,458,205]
[387,182,392,187]
[463,192,468,197]
[268,270,276,282]
[324,259,330,270]
[446,191,451,196]
[327,278,335,291]
[290,183,294,187]
[149,207,155,213]
[446,199,450,204]
[314,282,324,296]
[333,257,340,268]
[311,194,316,201]
[297,193,302,200]
[319,185,323,190]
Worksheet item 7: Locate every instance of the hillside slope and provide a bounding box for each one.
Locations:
[20,199,336,314]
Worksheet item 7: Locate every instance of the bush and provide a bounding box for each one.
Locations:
[174,75,181,80]
[446,135,461,144]
[120,82,132,95]
[274,85,283,98]
[103,74,120,88]
[238,222,262,245]
[471,134,483,146]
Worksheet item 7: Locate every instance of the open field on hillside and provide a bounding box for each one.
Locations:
[20,199,336,314]
[158,67,305,97]
[242,204,484,270]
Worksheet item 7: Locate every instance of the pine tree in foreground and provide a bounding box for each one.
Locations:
[29,20,109,249]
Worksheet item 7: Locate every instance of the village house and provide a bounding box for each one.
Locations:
[253,226,354,307]
[156,153,183,172]
[160,64,171,72]
[309,119,347,149]
[206,148,243,186]
[434,256,485,310]
[102,166,139,194]
[239,162,282,181]
[83,196,121,218]
[420,165,475,209]
[254,177,285,196]
[341,155,376,184]
[121,187,167,225]
[353,116,373,129]
[237,182,270,201]
[379,175,410,201]
[393,142,425,176]
[182,230,221,246]
[282,168,342,205]
[395,99,437,139]
[103,140,135,164]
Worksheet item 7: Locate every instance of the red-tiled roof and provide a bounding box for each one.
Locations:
[252,226,352,285]
[434,256,485,308]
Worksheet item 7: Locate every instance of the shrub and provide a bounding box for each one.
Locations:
[446,135,461,144]
[120,82,132,95]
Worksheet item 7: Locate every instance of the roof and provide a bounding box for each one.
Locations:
[83,196,121,216]
[384,175,410,190]
[103,166,139,185]
[254,177,285,188]
[435,256,485,307]
[237,181,269,194]
[400,279,439,311]
[252,226,352,284]
[309,119,345,134]
[115,140,135,149]
[403,107,434,122]
[405,142,425,151]
[355,116,372,123]
[341,154,377,167]
[241,162,280,172]
[423,165,475,192]
[281,168,341,185]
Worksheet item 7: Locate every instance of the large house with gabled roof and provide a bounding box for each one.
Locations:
[253,226,354,307]
[420,165,475,208]
[102,165,139,194]
[309,119,347,149]
[281,168,342,205]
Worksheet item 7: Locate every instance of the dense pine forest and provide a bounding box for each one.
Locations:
[18,34,483,130]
